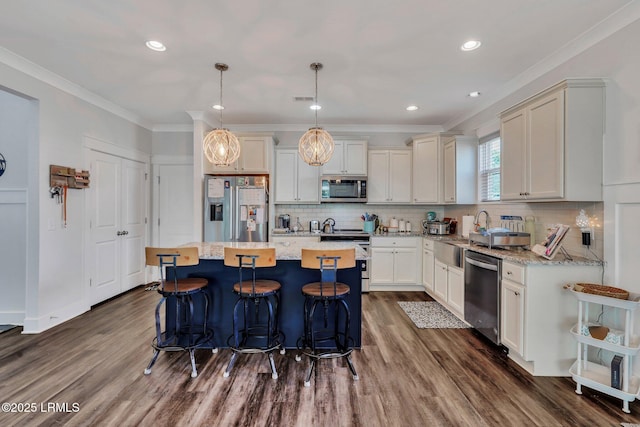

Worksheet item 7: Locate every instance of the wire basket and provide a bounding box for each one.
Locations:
[574,283,629,300]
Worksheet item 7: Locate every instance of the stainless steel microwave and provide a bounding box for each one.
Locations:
[321,176,367,202]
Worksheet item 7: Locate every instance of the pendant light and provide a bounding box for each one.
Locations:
[298,62,334,166]
[203,63,241,166]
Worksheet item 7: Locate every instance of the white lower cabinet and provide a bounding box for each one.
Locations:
[370,237,421,291]
[433,259,463,319]
[447,266,464,317]
[501,278,525,357]
[422,239,435,293]
[499,261,601,376]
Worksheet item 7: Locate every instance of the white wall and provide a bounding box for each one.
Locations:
[0,88,32,323]
[0,60,152,332]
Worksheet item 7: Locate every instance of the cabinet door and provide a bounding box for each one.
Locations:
[344,140,367,175]
[443,140,456,203]
[412,136,439,203]
[501,279,525,357]
[501,109,527,200]
[446,266,464,317]
[388,151,412,203]
[527,90,564,200]
[367,151,389,203]
[296,158,320,203]
[321,140,344,175]
[422,249,434,292]
[274,150,298,203]
[394,247,418,284]
[370,247,395,284]
[239,137,268,172]
[434,259,448,301]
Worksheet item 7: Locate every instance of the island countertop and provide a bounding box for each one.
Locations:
[182,241,368,260]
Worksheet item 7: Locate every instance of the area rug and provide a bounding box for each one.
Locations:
[398,301,470,329]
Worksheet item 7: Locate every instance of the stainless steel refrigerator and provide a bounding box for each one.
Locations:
[204,175,269,242]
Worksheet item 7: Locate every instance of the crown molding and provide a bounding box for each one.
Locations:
[443,1,640,131]
[0,47,153,130]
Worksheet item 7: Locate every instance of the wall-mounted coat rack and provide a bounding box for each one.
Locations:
[49,164,90,189]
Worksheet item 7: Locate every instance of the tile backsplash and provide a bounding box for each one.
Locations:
[275,201,604,260]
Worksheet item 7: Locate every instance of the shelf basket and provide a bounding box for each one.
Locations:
[574,283,629,300]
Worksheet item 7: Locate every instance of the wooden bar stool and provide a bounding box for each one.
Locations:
[143,247,216,378]
[223,247,285,379]
[296,248,359,387]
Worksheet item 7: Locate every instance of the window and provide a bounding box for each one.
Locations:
[478,133,501,201]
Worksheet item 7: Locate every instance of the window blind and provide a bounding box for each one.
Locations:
[478,133,501,202]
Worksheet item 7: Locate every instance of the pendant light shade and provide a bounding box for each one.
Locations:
[203,63,241,166]
[299,63,334,166]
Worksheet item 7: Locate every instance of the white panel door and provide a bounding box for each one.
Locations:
[89,151,121,304]
[157,164,194,247]
[394,247,418,284]
[88,151,147,304]
[120,159,146,291]
[388,151,412,203]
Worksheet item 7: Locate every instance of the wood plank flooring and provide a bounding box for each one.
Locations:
[1,289,639,426]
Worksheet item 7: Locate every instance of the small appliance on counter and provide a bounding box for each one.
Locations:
[425,221,450,235]
[278,214,290,230]
[310,219,320,233]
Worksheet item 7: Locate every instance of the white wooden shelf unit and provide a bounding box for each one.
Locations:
[568,288,640,413]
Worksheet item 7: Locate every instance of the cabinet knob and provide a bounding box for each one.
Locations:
[507,271,512,275]
[515,291,520,296]
[116,231,122,236]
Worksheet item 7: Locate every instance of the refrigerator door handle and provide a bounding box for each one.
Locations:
[229,184,235,241]
[235,186,240,241]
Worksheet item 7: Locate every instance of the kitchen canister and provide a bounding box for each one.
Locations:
[363,220,374,233]
[398,219,406,232]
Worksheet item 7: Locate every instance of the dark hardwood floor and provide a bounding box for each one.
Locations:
[1,288,638,426]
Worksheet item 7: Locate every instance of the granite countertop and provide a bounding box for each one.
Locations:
[182,241,368,260]
[422,234,602,266]
[272,231,423,238]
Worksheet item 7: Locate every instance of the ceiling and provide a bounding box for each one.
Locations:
[0,1,635,131]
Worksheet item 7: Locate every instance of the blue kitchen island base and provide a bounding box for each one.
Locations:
[167,258,362,349]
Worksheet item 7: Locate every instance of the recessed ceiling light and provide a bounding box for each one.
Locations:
[212,104,224,110]
[468,91,481,98]
[145,40,166,52]
[460,40,481,51]
[310,104,321,110]
[406,105,419,111]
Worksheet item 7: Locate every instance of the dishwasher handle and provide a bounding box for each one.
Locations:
[465,257,499,271]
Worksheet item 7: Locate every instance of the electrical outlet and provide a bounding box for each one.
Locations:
[581,227,594,246]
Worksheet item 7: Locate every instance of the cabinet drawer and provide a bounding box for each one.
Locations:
[502,262,525,284]
[372,237,418,248]
[423,238,435,251]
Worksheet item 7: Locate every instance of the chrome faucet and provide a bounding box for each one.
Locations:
[474,210,491,231]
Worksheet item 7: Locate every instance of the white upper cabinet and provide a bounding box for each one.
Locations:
[411,133,476,204]
[274,149,320,204]
[367,149,412,204]
[411,135,440,203]
[442,135,477,204]
[500,79,605,202]
[321,139,368,176]
[204,135,272,174]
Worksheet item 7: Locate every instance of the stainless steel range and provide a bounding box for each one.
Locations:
[320,229,370,292]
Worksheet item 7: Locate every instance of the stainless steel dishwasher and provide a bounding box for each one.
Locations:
[464,250,501,345]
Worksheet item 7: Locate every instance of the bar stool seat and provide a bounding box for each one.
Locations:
[223,247,285,380]
[143,247,216,379]
[296,248,359,387]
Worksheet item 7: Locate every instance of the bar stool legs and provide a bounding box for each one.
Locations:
[297,296,358,387]
[223,292,284,379]
[296,248,359,387]
[222,248,284,380]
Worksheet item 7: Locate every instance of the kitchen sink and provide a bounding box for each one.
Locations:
[468,229,530,249]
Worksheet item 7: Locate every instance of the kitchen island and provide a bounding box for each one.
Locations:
[167,241,367,349]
